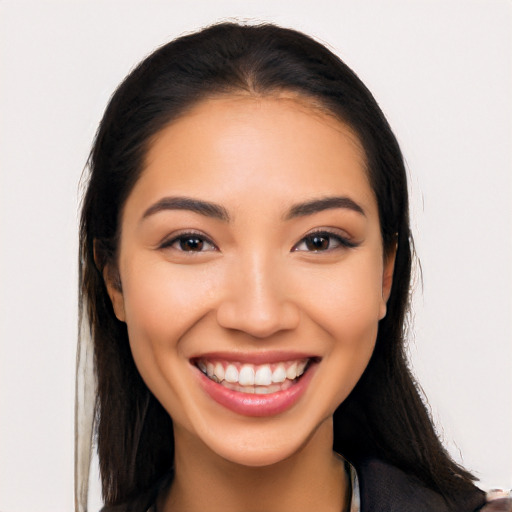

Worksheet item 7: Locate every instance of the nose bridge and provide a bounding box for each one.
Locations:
[216,248,299,337]
[244,250,280,313]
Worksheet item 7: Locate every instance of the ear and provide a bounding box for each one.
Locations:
[94,240,126,322]
[379,244,397,320]
[103,264,126,322]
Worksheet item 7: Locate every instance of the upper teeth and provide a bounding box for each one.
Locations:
[197,359,308,386]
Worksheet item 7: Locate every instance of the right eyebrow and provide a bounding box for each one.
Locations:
[284,196,366,220]
[141,196,231,222]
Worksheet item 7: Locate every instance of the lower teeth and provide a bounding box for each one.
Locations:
[219,379,294,394]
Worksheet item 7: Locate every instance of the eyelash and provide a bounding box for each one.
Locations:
[159,229,357,254]
[159,231,217,253]
[292,230,358,253]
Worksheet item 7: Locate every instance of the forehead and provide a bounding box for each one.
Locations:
[146,93,367,166]
[128,94,375,218]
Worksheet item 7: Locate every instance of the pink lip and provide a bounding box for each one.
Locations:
[191,350,315,365]
[195,361,317,417]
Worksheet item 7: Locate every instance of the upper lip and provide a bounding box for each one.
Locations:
[190,351,319,365]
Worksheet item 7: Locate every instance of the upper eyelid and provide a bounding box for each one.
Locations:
[300,227,353,241]
[304,226,348,235]
[293,228,358,250]
[158,230,217,249]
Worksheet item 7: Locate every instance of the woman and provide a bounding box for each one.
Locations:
[77,22,511,512]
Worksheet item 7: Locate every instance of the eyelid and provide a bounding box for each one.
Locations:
[292,228,358,252]
[158,229,218,252]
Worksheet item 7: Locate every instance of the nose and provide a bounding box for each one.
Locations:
[216,253,300,338]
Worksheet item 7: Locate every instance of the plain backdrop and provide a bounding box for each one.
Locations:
[0,1,511,511]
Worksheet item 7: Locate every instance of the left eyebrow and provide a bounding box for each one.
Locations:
[141,196,231,222]
[284,196,366,220]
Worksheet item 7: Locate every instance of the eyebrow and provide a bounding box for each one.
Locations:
[142,196,230,222]
[141,195,364,223]
[284,196,365,219]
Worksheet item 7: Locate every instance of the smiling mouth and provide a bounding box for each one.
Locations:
[194,358,313,395]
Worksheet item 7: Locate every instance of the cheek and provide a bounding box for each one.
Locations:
[294,254,383,402]
[121,258,218,337]
[118,257,222,388]
[298,252,385,336]
[117,257,225,428]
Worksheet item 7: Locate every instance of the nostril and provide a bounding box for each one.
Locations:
[216,299,300,338]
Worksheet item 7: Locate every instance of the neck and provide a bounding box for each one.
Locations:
[162,418,348,512]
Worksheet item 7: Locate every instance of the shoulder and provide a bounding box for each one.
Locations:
[480,490,512,512]
[354,457,490,512]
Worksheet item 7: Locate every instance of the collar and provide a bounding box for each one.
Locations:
[352,457,487,512]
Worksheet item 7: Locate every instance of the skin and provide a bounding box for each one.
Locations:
[105,95,395,512]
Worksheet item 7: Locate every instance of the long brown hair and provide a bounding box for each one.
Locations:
[78,22,479,511]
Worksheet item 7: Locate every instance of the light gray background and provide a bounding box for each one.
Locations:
[0,1,511,511]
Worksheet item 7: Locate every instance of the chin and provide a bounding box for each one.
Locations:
[212,436,306,468]
[192,411,333,469]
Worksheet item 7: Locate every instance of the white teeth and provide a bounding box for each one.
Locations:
[297,360,307,376]
[254,365,272,386]
[254,384,280,394]
[286,362,298,380]
[271,365,287,383]
[224,364,239,383]
[254,382,292,394]
[238,365,255,386]
[198,358,311,390]
[214,362,225,382]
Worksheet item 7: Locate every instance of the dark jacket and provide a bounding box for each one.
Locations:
[102,458,511,512]
[355,458,503,511]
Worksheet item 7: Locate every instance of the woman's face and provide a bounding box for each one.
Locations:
[107,95,394,466]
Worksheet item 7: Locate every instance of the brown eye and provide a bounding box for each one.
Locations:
[159,232,216,253]
[305,234,330,251]
[179,236,204,252]
[293,230,357,253]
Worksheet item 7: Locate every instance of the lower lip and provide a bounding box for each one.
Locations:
[196,363,316,417]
